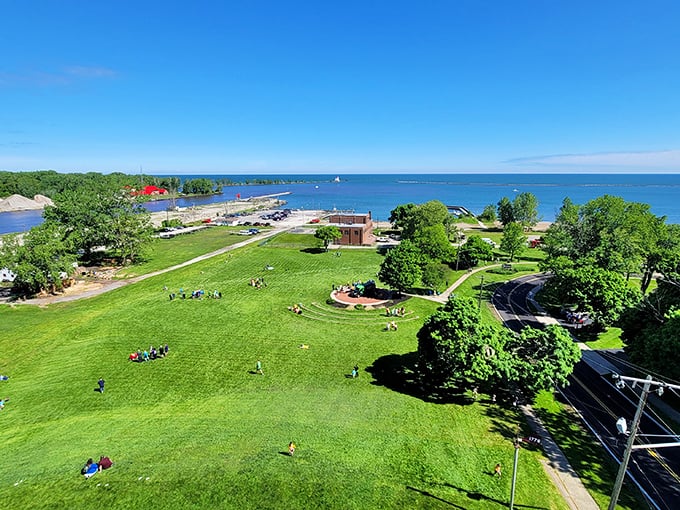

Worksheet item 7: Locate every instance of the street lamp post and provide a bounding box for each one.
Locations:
[510,436,521,510]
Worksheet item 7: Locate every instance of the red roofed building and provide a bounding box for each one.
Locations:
[132,185,168,196]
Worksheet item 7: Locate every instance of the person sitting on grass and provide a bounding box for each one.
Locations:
[81,459,99,478]
[98,456,113,471]
[0,375,9,381]
[0,397,9,410]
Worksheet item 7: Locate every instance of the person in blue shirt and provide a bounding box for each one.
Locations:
[82,459,99,478]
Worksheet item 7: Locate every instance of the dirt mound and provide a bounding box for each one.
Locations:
[33,194,54,206]
[0,194,53,212]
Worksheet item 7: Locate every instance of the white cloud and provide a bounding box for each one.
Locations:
[507,150,680,168]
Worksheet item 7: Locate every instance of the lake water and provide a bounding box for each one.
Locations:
[2,173,679,234]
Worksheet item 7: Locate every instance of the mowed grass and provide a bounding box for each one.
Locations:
[116,226,272,278]
[0,236,569,509]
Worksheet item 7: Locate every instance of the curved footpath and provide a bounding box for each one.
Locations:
[3,232,599,509]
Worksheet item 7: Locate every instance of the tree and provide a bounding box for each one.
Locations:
[512,192,540,230]
[417,297,581,398]
[479,204,497,223]
[417,296,512,393]
[421,261,446,290]
[389,203,417,230]
[497,197,514,226]
[456,235,494,269]
[509,325,581,396]
[412,224,453,262]
[541,266,642,328]
[181,178,215,195]
[402,200,449,239]
[314,225,342,251]
[500,222,526,261]
[0,223,76,296]
[43,187,153,265]
[378,240,422,294]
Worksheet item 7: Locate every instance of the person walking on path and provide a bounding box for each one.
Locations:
[98,378,105,393]
[256,359,264,375]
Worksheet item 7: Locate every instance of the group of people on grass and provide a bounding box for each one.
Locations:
[385,307,406,317]
[129,345,169,362]
[168,288,222,300]
[385,321,399,331]
[249,277,267,289]
[288,303,303,314]
[81,456,113,478]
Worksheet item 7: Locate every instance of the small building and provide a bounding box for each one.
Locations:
[327,212,374,246]
[132,185,168,196]
[1,267,16,282]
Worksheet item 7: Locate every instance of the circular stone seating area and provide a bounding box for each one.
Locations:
[292,301,420,326]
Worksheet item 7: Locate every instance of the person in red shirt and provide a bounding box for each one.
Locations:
[98,456,113,471]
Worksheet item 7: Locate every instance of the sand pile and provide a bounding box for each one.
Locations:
[0,194,54,212]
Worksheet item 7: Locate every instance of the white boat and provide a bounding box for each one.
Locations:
[333,176,341,182]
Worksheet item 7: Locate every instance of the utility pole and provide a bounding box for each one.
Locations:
[608,373,680,510]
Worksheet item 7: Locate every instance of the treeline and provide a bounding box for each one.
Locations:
[0,171,185,198]
[0,171,315,199]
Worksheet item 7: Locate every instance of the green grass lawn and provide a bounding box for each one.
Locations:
[0,234,574,509]
[116,226,272,278]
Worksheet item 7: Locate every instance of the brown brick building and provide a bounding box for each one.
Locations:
[327,212,374,246]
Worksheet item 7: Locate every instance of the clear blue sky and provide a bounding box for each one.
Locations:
[2,0,680,174]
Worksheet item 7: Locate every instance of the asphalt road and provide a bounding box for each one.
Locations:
[493,275,680,509]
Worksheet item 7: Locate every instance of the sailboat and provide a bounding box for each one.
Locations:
[333,176,341,183]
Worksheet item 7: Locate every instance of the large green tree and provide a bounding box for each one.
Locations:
[497,196,515,226]
[401,200,450,239]
[314,225,342,251]
[417,296,513,393]
[0,223,77,295]
[378,240,422,294]
[389,203,417,230]
[412,224,453,262]
[541,266,641,328]
[512,192,540,230]
[500,222,526,261]
[456,235,494,269]
[43,187,153,264]
[509,325,581,395]
[416,297,580,397]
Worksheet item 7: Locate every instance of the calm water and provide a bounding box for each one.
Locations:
[2,173,679,234]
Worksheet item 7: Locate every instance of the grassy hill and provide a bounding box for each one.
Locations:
[0,234,569,509]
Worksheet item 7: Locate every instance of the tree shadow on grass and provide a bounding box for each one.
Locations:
[366,352,467,405]
[436,482,549,510]
[406,486,466,509]
[483,403,527,441]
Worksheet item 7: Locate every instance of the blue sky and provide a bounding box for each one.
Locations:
[2,0,680,174]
